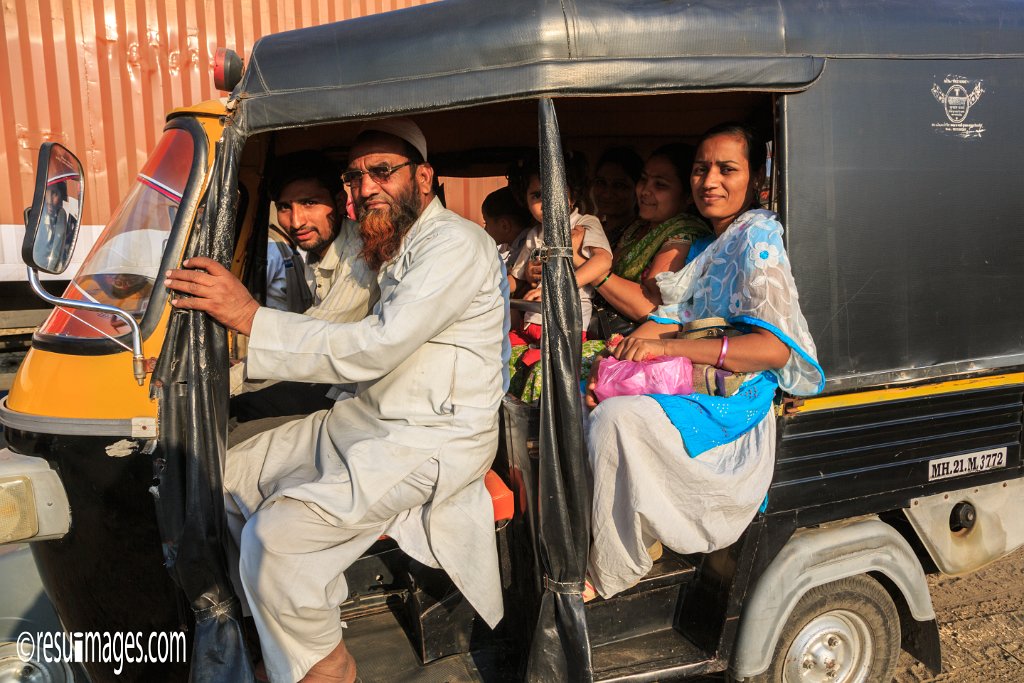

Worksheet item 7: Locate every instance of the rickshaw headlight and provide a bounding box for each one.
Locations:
[0,450,71,544]
[0,476,39,543]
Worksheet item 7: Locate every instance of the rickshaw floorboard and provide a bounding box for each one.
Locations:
[343,609,516,682]
[592,627,717,682]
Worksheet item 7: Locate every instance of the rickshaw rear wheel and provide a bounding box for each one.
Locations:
[0,640,79,682]
[748,574,900,683]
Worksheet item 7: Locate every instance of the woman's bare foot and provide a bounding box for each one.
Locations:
[300,640,357,683]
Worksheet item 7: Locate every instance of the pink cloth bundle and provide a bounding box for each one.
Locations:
[594,355,694,402]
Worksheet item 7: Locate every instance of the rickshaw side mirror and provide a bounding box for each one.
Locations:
[20,143,146,386]
[22,142,85,276]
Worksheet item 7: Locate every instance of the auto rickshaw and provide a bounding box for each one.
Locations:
[2,1,1023,681]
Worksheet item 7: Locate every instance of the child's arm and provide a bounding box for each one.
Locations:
[571,225,586,265]
[574,246,612,288]
[507,226,542,297]
[596,242,691,320]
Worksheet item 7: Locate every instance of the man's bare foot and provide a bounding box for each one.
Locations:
[646,540,663,563]
[300,640,357,683]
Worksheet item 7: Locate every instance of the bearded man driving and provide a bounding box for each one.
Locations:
[166,119,509,683]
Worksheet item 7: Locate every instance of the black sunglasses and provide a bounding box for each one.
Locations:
[341,161,416,188]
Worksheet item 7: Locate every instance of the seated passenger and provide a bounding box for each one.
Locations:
[592,144,712,329]
[166,118,507,683]
[506,150,611,352]
[270,151,378,318]
[230,150,379,424]
[591,146,644,248]
[583,123,825,599]
[481,186,532,270]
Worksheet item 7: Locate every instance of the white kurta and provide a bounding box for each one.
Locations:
[226,198,508,681]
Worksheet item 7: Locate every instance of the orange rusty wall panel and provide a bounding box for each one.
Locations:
[0,0,444,228]
[441,176,508,228]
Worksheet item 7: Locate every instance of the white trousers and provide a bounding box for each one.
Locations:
[224,450,439,683]
[587,396,775,598]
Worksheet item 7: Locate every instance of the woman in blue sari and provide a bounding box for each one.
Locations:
[583,123,825,599]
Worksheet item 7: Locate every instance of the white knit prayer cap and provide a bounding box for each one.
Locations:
[357,117,428,162]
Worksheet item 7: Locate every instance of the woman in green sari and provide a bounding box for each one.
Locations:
[593,143,711,323]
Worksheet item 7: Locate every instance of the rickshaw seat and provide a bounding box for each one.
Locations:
[381,470,512,542]
[485,469,514,523]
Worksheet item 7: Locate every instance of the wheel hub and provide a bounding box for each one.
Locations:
[783,609,873,682]
[0,641,74,683]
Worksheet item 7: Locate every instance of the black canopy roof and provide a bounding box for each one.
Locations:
[233,0,1024,134]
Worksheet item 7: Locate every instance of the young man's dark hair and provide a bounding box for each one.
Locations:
[48,180,69,202]
[267,150,344,202]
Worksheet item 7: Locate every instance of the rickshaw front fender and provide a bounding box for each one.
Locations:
[732,516,937,678]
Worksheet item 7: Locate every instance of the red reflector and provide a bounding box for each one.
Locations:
[214,47,243,92]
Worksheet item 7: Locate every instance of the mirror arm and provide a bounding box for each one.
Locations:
[27,267,147,386]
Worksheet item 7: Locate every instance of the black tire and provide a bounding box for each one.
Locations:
[748,574,901,683]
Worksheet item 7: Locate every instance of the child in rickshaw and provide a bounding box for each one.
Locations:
[506,152,612,393]
[481,186,533,271]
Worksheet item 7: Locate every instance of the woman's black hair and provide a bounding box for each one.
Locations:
[595,146,644,185]
[695,122,768,175]
[507,148,590,213]
[482,186,533,227]
[647,143,696,189]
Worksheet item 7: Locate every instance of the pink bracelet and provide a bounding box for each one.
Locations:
[715,336,729,368]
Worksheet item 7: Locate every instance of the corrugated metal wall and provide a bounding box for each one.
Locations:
[1,0,500,280]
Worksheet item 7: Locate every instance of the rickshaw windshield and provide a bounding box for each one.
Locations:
[38,128,195,341]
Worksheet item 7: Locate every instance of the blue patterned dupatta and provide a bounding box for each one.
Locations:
[645,209,825,457]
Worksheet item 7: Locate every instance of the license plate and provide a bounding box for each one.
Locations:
[928,447,1007,481]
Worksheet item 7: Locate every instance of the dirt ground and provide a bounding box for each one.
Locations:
[892,547,1024,682]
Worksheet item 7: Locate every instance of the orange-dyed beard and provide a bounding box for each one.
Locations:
[356,185,421,269]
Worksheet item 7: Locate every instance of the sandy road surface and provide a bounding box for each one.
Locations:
[893,547,1024,682]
